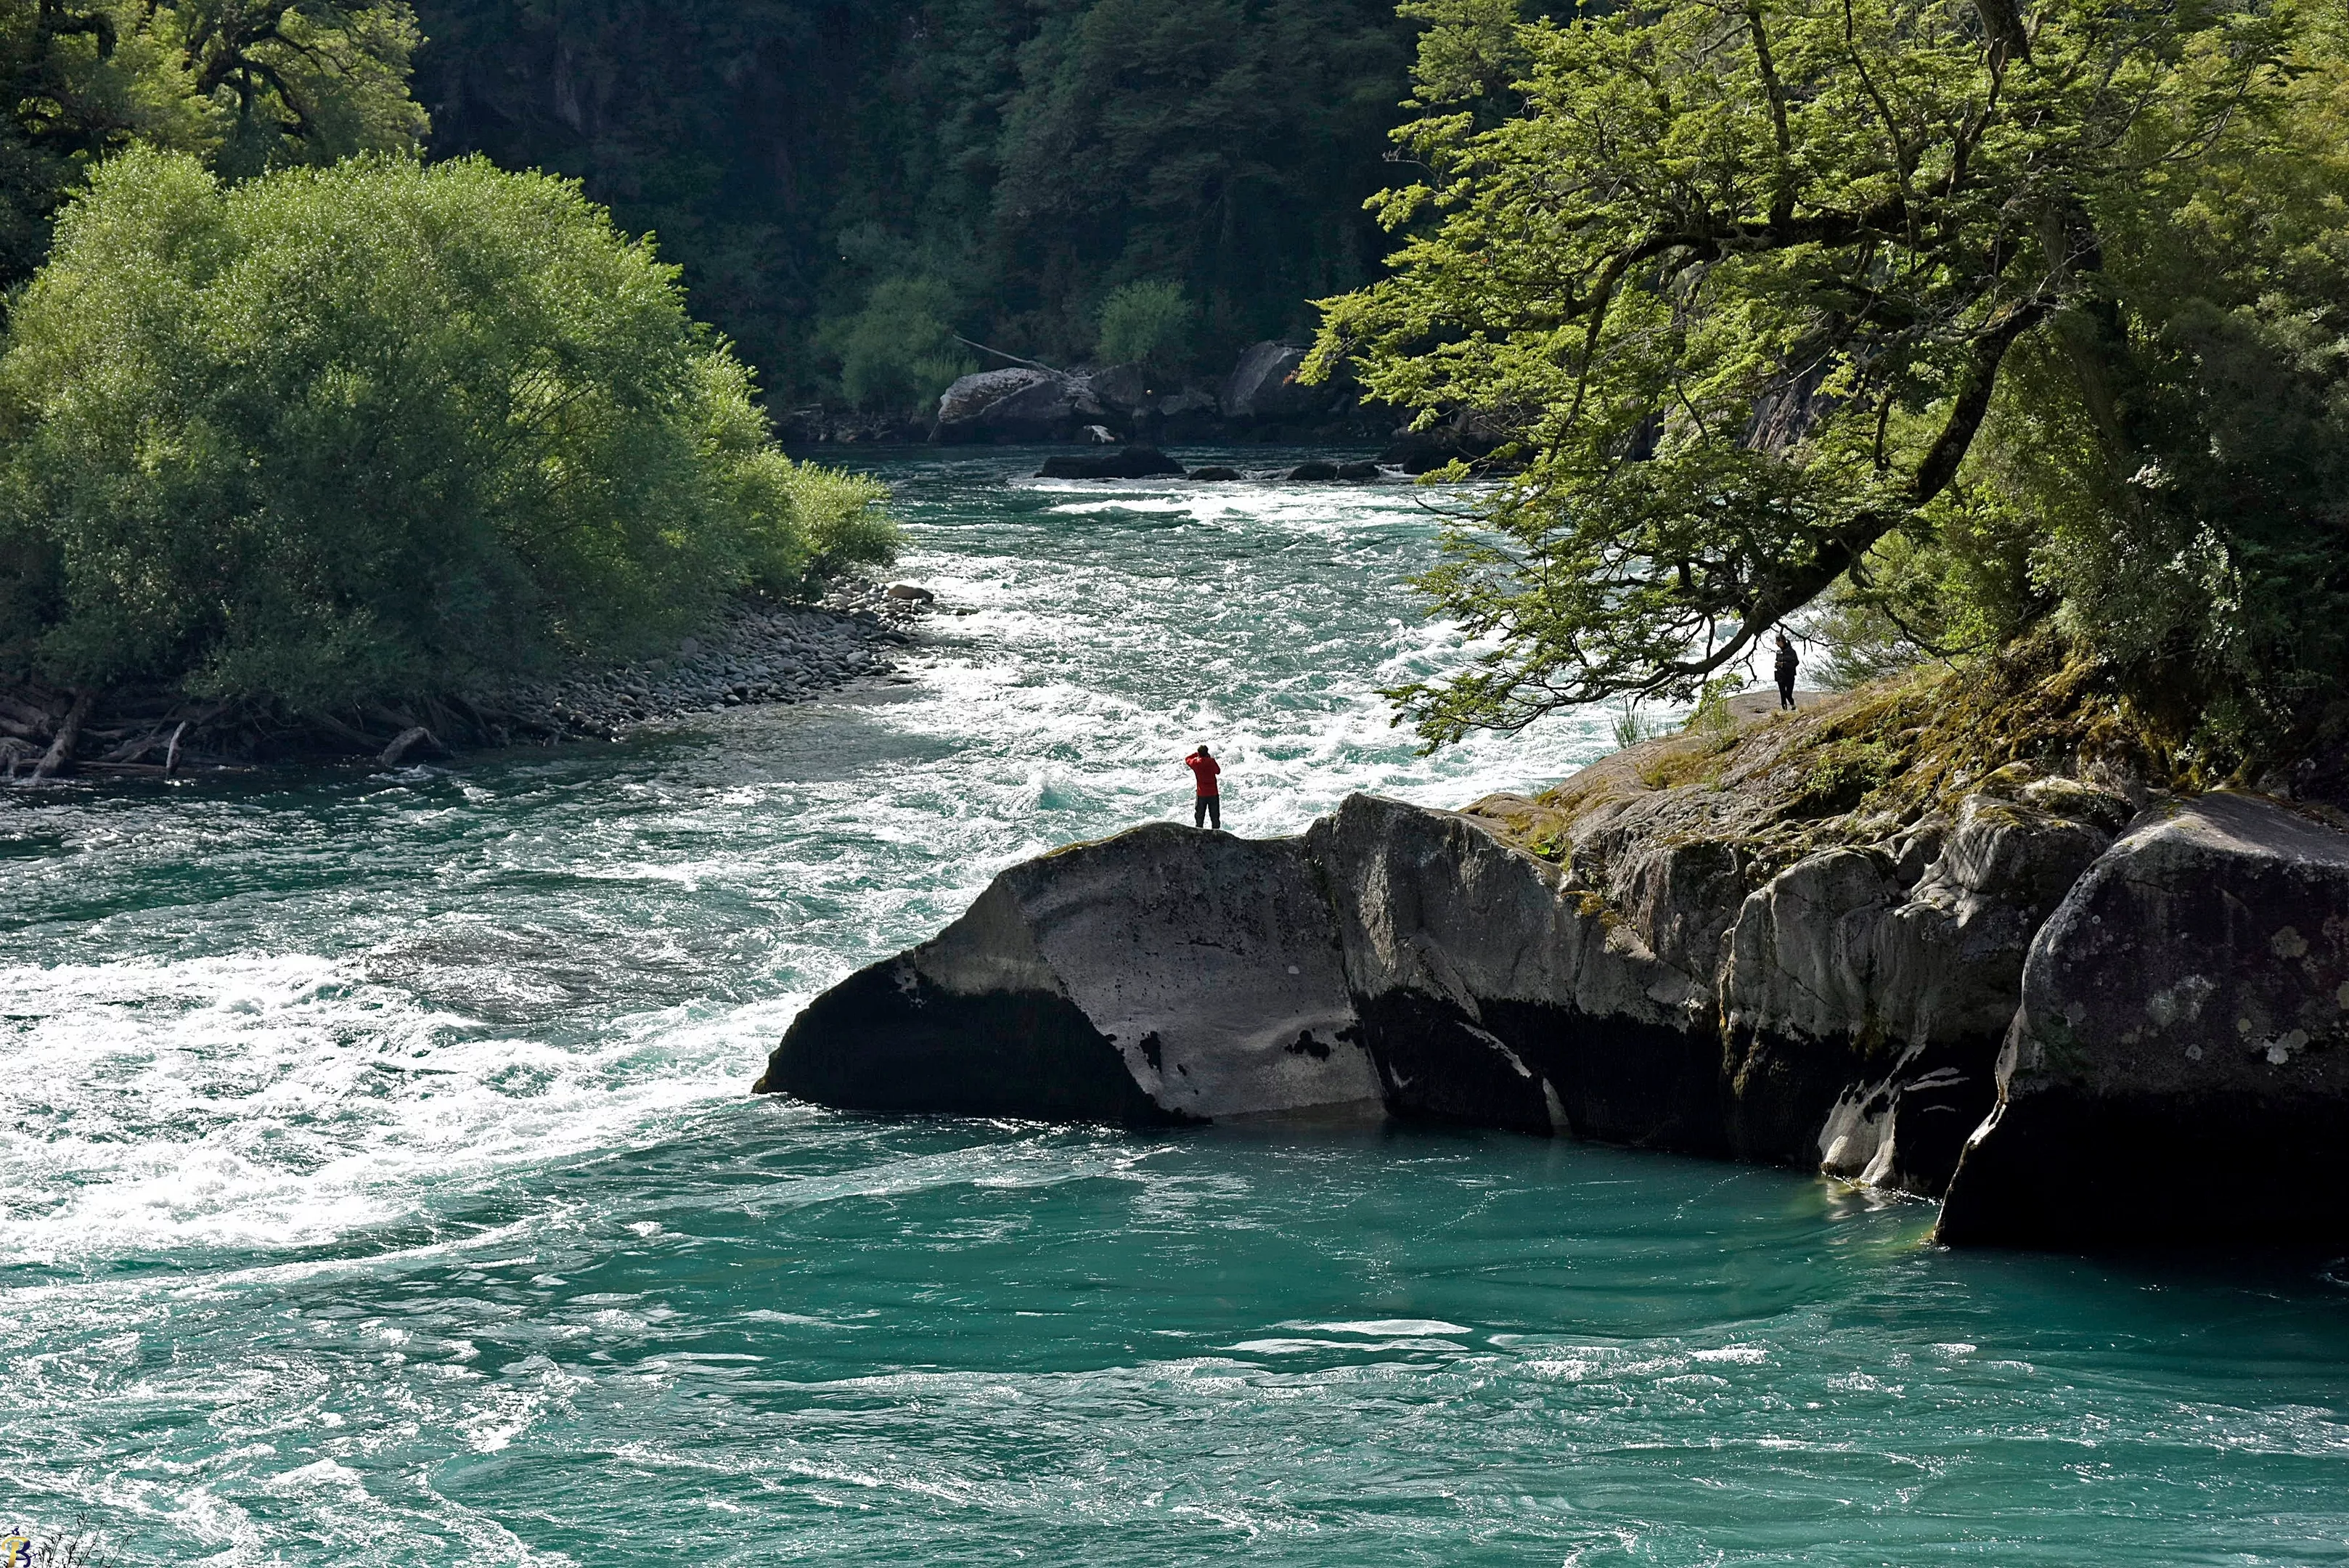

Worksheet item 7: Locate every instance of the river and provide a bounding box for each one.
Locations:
[4,448,2345,1565]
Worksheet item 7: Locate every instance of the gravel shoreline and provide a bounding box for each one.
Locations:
[475,579,930,743]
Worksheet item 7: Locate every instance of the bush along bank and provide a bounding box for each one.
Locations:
[759,642,2349,1251]
[0,152,903,776]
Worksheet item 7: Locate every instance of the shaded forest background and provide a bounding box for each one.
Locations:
[410,0,1427,407]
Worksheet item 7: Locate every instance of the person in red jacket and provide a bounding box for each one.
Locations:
[1183,744,1222,829]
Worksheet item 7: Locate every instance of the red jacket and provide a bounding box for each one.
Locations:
[1184,753,1221,796]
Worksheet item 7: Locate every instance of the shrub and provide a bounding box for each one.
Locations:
[0,148,894,706]
[823,274,973,411]
[1095,279,1192,369]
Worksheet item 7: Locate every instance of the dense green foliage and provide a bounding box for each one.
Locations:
[1318,0,2349,769]
[409,0,1424,406]
[0,0,426,287]
[1095,280,1195,372]
[0,150,892,706]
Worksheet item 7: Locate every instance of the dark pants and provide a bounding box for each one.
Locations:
[1777,676,1796,710]
[1193,794,1220,830]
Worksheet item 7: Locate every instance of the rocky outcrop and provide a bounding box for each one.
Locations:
[758,825,1378,1122]
[931,367,1103,443]
[1723,791,2117,1192]
[911,343,1378,446]
[1220,341,1329,422]
[761,674,2349,1250]
[759,727,2112,1175]
[1937,793,2349,1246]
[1306,795,1720,1145]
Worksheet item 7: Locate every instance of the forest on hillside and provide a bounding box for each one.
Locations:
[407,0,1430,407]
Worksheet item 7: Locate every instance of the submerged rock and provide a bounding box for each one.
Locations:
[1036,446,1186,480]
[1937,793,2349,1246]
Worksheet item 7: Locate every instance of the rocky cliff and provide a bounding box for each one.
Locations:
[758,677,2349,1249]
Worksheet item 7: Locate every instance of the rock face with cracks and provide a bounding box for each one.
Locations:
[759,825,1378,1122]
[761,690,2349,1250]
[1937,792,2349,1246]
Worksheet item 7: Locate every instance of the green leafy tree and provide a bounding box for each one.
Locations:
[0,148,892,706]
[180,0,429,176]
[409,0,1418,398]
[1095,279,1192,368]
[0,0,424,287]
[1313,0,2346,761]
[820,274,974,410]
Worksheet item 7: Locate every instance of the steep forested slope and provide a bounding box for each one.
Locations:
[409,0,1419,404]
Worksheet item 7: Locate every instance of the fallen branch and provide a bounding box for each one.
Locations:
[952,336,1070,377]
[306,709,385,754]
[380,725,443,767]
[30,687,95,781]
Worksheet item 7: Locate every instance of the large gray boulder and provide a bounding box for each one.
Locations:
[1937,793,2349,1246]
[759,794,1733,1143]
[756,825,1378,1122]
[1220,342,1320,421]
[1722,793,2115,1192]
[931,367,1101,443]
[1306,795,1719,1143]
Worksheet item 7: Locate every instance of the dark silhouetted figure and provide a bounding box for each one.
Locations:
[1184,745,1222,829]
[1773,632,1799,711]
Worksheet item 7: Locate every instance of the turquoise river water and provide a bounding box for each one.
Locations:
[4,449,2346,1565]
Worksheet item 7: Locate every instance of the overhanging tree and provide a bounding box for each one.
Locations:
[1312,0,2314,745]
[0,0,424,289]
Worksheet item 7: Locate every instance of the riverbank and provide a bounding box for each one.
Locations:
[0,579,931,780]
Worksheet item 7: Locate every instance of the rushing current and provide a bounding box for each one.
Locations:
[4,449,2345,1566]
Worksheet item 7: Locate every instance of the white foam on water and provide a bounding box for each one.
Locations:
[0,951,801,1264]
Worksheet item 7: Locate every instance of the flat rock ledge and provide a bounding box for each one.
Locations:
[759,746,2349,1251]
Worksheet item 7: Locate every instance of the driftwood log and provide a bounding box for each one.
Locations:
[30,689,94,781]
[379,726,443,767]
[0,683,502,780]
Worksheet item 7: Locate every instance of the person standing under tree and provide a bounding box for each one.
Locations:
[1184,745,1222,829]
[1773,632,1799,711]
